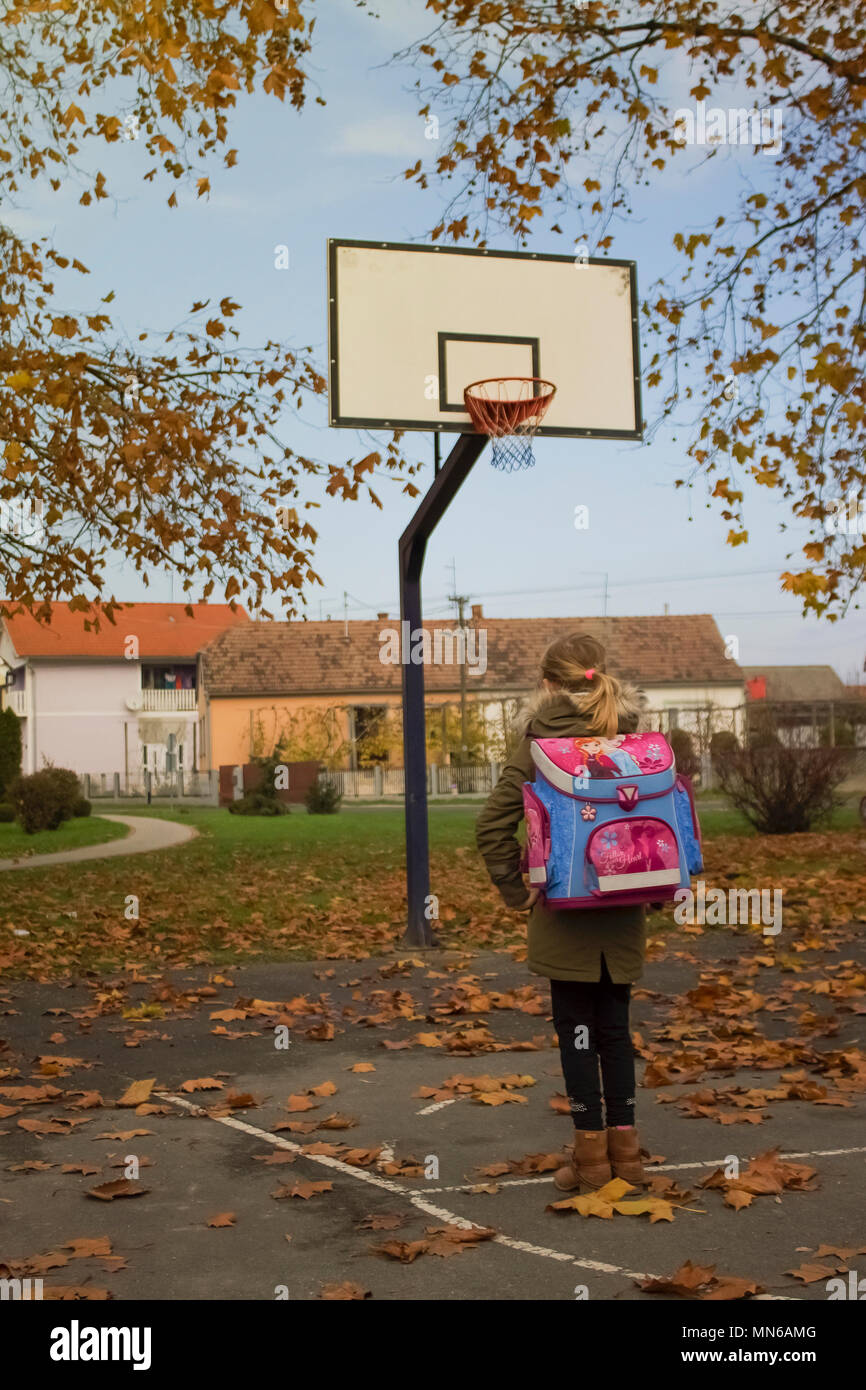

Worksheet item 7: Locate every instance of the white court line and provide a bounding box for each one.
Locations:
[160,1092,656,1280]
[416,1097,461,1116]
[421,1144,866,1194]
[157,1091,805,1295]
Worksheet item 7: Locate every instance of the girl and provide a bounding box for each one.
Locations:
[475,632,648,1193]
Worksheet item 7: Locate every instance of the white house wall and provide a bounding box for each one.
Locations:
[15,661,197,777]
[641,683,745,734]
[22,661,139,774]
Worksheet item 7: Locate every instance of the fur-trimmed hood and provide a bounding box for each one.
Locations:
[517,682,645,738]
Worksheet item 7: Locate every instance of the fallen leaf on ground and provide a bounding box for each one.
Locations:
[116,1079,155,1108]
[86,1179,149,1201]
[271,1180,333,1200]
[637,1260,763,1301]
[786,1262,841,1284]
[371,1239,429,1263]
[63,1238,112,1258]
[92,1130,152,1141]
[357,1212,407,1231]
[284,1094,317,1113]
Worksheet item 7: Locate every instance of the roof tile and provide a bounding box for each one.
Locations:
[202,614,741,697]
[2,603,249,660]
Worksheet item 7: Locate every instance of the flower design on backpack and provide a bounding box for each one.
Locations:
[581,803,596,822]
[601,829,619,850]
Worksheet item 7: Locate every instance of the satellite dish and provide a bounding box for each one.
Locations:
[125,694,143,711]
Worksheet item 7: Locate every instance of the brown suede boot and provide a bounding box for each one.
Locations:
[553,1130,612,1193]
[607,1126,647,1185]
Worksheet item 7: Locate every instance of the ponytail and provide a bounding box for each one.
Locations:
[539,632,621,738]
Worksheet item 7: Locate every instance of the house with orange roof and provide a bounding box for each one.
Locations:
[0,603,248,781]
[199,608,745,770]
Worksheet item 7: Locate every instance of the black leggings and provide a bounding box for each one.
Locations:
[550,957,636,1131]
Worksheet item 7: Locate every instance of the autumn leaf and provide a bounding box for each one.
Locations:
[371,1239,429,1263]
[284,1094,317,1112]
[785,1262,839,1284]
[723,1189,754,1212]
[93,1129,152,1141]
[271,1180,333,1200]
[612,1199,675,1223]
[637,1260,763,1301]
[356,1213,407,1231]
[63,1238,112,1258]
[116,1079,155,1108]
[86,1179,149,1201]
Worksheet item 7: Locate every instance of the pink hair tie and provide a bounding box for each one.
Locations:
[585,668,595,680]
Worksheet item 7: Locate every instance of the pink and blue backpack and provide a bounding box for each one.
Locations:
[522,733,702,910]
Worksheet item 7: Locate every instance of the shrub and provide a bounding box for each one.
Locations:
[714,744,849,834]
[228,790,289,816]
[0,802,15,822]
[669,727,699,778]
[9,765,82,833]
[227,744,293,816]
[710,729,740,767]
[72,797,92,818]
[305,778,342,814]
[747,707,781,749]
[0,707,22,798]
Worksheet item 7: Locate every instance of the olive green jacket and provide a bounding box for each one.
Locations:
[475,689,647,984]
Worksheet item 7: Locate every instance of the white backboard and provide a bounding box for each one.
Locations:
[327,240,642,439]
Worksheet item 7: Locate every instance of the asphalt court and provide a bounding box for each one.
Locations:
[1,943,864,1301]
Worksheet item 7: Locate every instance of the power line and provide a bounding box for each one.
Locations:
[314,564,793,619]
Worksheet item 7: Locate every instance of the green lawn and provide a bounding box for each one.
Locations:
[86,797,862,842]
[0,813,129,859]
[0,799,862,979]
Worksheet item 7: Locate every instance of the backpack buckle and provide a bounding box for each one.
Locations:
[617,784,640,810]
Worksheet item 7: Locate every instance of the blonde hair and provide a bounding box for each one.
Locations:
[540,632,621,738]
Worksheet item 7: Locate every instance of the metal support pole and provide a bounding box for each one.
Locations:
[399,432,487,946]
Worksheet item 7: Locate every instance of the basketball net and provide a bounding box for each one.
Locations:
[463,377,556,472]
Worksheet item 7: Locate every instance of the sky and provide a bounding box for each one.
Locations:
[6,0,863,682]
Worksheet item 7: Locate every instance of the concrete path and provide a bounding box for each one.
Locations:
[0,813,197,871]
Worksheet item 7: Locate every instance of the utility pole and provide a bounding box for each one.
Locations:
[448,572,471,765]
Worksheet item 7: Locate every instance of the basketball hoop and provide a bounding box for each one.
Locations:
[463,377,556,472]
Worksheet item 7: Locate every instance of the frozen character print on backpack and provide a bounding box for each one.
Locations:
[578,735,643,779]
